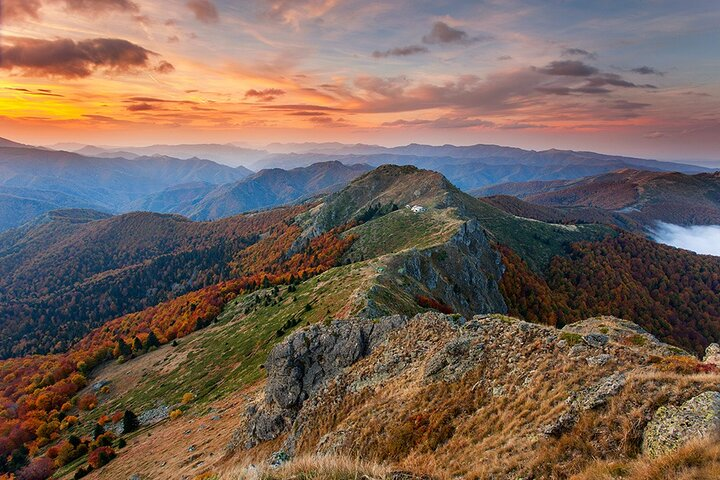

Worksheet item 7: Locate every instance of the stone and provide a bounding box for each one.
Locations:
[542,410,579,437]
[577,373,626,411]
[583,333,609,348]
[703,343,720,365]
[586,354,613,366]
[642,391,720,457]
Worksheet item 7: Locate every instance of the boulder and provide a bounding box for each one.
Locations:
[703,343,720,365]
[642,391,720,457]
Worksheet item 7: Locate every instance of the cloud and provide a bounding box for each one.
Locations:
[651,222,720,256]
[1,0,42,22]
[155,60,175,73]
[244,88,286,101]
[562,48,597,60]
[537,60,599,76]
[644,131,668,139]
[372,45,428,58]
[382,116,494,129]
[0,36,170,79]
[631,65,664,76]
[1,0,139,23]
[127,102,155,111]
[186,0,219,24]
[422,21,490,45]
[354,75,410,98]
[585,73,656,89]
[497,55,512,61]
[262,0,337,26]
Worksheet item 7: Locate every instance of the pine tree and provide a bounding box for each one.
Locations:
[144,330,160,350]
[112,338,132,359]
[93,423,105,440]
[122,410,139,434]
[132,336,144,354]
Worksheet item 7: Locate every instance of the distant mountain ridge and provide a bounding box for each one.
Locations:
[476,169,720,226]
[135,161,373,220]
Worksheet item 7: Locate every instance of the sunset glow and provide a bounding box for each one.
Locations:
[1,0,719,160]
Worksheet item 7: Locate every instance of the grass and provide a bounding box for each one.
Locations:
[220,455,391,480]
[343,208,462,261]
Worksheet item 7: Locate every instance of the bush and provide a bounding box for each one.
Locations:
[170,409,183,420]
[117,438,127,449]
[87,446,116,469]
[77,394,97,411]
[16,456,54,480]
[181,392,195,404]
[73,465,93,479]
[122,410,139,434]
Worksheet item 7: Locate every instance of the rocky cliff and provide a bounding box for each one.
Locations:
[228,313,720,479]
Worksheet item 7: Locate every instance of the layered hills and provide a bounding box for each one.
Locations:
[476,169,720,227]
[0,164,718,480]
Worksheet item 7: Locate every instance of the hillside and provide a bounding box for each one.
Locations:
[0,206,305,357]
[182,161,372,220]
[476,169,720,226]
[0,165,719,480]
[0,145,252,230]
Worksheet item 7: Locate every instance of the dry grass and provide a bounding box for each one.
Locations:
[572,433,720,480]
[220,455,391,480]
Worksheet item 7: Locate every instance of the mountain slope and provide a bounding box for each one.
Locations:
[476,169,720,226]
[183,161,372,220]
[0,145,251,219]
[0,206,304,357]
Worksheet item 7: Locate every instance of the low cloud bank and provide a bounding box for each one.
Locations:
[651,222,720,256]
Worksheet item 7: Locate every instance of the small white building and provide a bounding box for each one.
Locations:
[410,205,426,213]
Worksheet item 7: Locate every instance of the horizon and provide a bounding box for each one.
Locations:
[2,1,720,161]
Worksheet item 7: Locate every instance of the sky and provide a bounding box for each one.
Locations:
[1,0,719,162]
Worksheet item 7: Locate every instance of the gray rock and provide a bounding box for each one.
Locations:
[577,373,626,411]
[704,343,720,365]
[642,391,720,457]
[246,315,409,447]
[583,333,609,348]
[542,410,579,437]
[586,354,613,366]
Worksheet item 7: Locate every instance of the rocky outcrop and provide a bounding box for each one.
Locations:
[371,219,507,319]
[704,343,720,365]
[242,315,408,448]
[642,391,720,457]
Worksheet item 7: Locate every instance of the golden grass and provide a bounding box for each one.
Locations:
[571,434,720,480]
[219,455,390,480]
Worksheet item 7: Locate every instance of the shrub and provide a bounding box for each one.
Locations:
[73,465,93,479]
[415,295,454,314]
[117,438,127,449]
[16,456,54,480]
[87,446,115,469]
[170,409,183,420]
[77,394,97,411]
[181,393,195,404]
[656,355,703,374]
[122,410,139,434]
[559,332,583,346]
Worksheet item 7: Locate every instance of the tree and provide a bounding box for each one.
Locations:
[112,339,131,359]
[92,423,105,440]
[144,330,160,350]
[132,336,144,354]
[122,410,139,434]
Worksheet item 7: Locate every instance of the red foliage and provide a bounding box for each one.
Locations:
[15,456,54,480]
[87,446,115,469]
[416,295,454,314]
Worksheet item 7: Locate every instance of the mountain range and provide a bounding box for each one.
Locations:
[476,169,720,227]
[0,140,719,479]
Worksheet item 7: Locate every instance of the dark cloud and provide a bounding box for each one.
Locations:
[287,111,328,116]
[262,104,343,111]
[186,0,219,24]
[631,65,664,76]
[372,45,428,58]
[0,37,169,79]
[127,103,155,111]
[5,86,63,97]
[63,0,138,14]
[586,73,656,89]
[537,60,599,76]
[422,21,490,45]
[497,55,512,61]
[562,48,597,60]
[610,99,650,110]
[155,60,175,73]
[244,88,286,101]
[355,76,410,98]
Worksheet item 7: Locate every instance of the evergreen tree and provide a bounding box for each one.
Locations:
[93,423,105,440]
[112,338,131,359]
[144,330,160,350]
[132,336,144,354]
[122,410,139,434]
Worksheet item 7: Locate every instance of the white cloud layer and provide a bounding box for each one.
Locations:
[651,222,720,256]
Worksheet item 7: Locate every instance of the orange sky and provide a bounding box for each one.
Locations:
[1,0,719,161]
